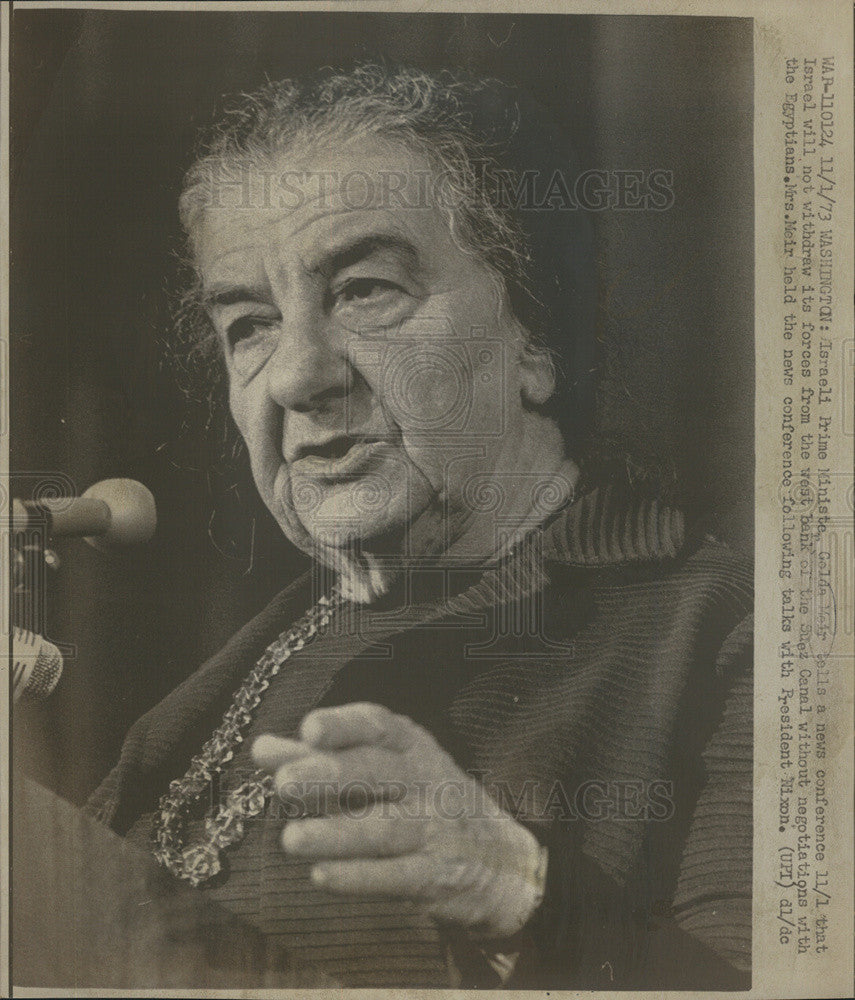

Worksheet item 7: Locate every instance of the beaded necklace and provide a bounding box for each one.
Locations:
[151,589,344,887]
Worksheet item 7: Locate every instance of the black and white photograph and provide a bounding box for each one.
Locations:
[3,2,851,996]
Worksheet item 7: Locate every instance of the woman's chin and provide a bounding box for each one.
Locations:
[291,486,430,551]
[297,511,405,555]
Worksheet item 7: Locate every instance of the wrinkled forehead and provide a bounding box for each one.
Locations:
[183,135,467,271]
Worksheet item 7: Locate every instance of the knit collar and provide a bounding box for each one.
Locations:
[433,482,687,621]
[542,481,686,567]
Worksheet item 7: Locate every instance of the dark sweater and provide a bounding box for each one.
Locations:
[87,484,753,989]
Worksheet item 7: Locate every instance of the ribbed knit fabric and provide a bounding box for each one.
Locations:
[87,483,753,989]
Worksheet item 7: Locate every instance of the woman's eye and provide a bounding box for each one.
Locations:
[226,316,271,348]
[337,278,399,303]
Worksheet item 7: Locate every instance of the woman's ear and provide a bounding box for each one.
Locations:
[518,340,556,407]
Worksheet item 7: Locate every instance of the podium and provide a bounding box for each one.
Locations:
[11,777,336,990]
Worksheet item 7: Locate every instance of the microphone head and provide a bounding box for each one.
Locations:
[13,627,64,702]
[82,478,157,549]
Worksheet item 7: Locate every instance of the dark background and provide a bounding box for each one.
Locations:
[10,10,754,804]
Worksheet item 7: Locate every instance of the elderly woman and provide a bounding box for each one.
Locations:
[88,64,752,990]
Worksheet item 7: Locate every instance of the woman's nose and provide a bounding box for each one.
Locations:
[264,306,349,415]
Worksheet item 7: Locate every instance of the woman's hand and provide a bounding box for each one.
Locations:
[252,701,546,940]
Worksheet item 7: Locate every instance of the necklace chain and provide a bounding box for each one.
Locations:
[151,589,344,887]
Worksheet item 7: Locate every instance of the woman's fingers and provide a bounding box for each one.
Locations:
[310,853,472,902]
[300,703,421,753]
[251,733,312,771]
[281,810,425,859]
[272,744,411,812]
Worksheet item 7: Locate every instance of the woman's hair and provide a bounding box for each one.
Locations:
[173,61,596,446]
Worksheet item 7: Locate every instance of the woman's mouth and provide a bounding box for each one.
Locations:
[291,436,393,480]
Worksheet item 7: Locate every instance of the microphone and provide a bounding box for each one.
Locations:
[11,478,157,549]
[11,627,64,702]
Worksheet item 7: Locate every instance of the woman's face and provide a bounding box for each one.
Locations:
[193,137,557,563]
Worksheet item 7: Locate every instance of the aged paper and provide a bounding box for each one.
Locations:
[2,1,852,998]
